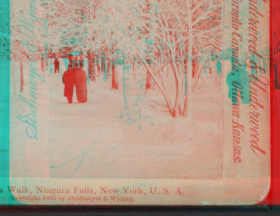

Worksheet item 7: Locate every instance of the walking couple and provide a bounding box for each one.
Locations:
[63,62,88,104]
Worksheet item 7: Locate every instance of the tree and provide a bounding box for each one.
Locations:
[10,0,50,93]
[42,0,222,118]
[128,0,222,118]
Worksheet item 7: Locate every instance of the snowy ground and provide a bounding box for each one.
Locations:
[47,65,224,179]
[10,63,224,179]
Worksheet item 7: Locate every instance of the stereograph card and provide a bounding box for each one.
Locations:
[1,0,271,205]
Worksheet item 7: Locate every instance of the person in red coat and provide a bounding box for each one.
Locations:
[62,64,75,104]
[54,58,60,74]
[74,62,88,103]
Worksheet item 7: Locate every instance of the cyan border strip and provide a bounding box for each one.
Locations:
[0,0,22,205]
[0,0,11,204]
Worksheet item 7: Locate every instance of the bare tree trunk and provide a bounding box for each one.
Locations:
[96,53,101,78]
[88,50,95,81]
[107,58,111,77]
[183,1,193,120]
[192,58,205,93]
[178,64,185,114]
[138,51,174,116]
[146,68,152,90]
[108,59,111,80]
[144,64,174,116]
[41,59,44,72]
[184,57,192,119]
[102,52,107,82]
[111,61,118,89]
[170,61,180,117]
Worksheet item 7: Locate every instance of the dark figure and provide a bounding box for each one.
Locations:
[215,59,222,84]
[74,62,88,103]
[54,58,60,74]
[63,64,75,104]
[216,59,222,76]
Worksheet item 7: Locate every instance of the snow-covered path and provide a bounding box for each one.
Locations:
[46,69,224,179]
